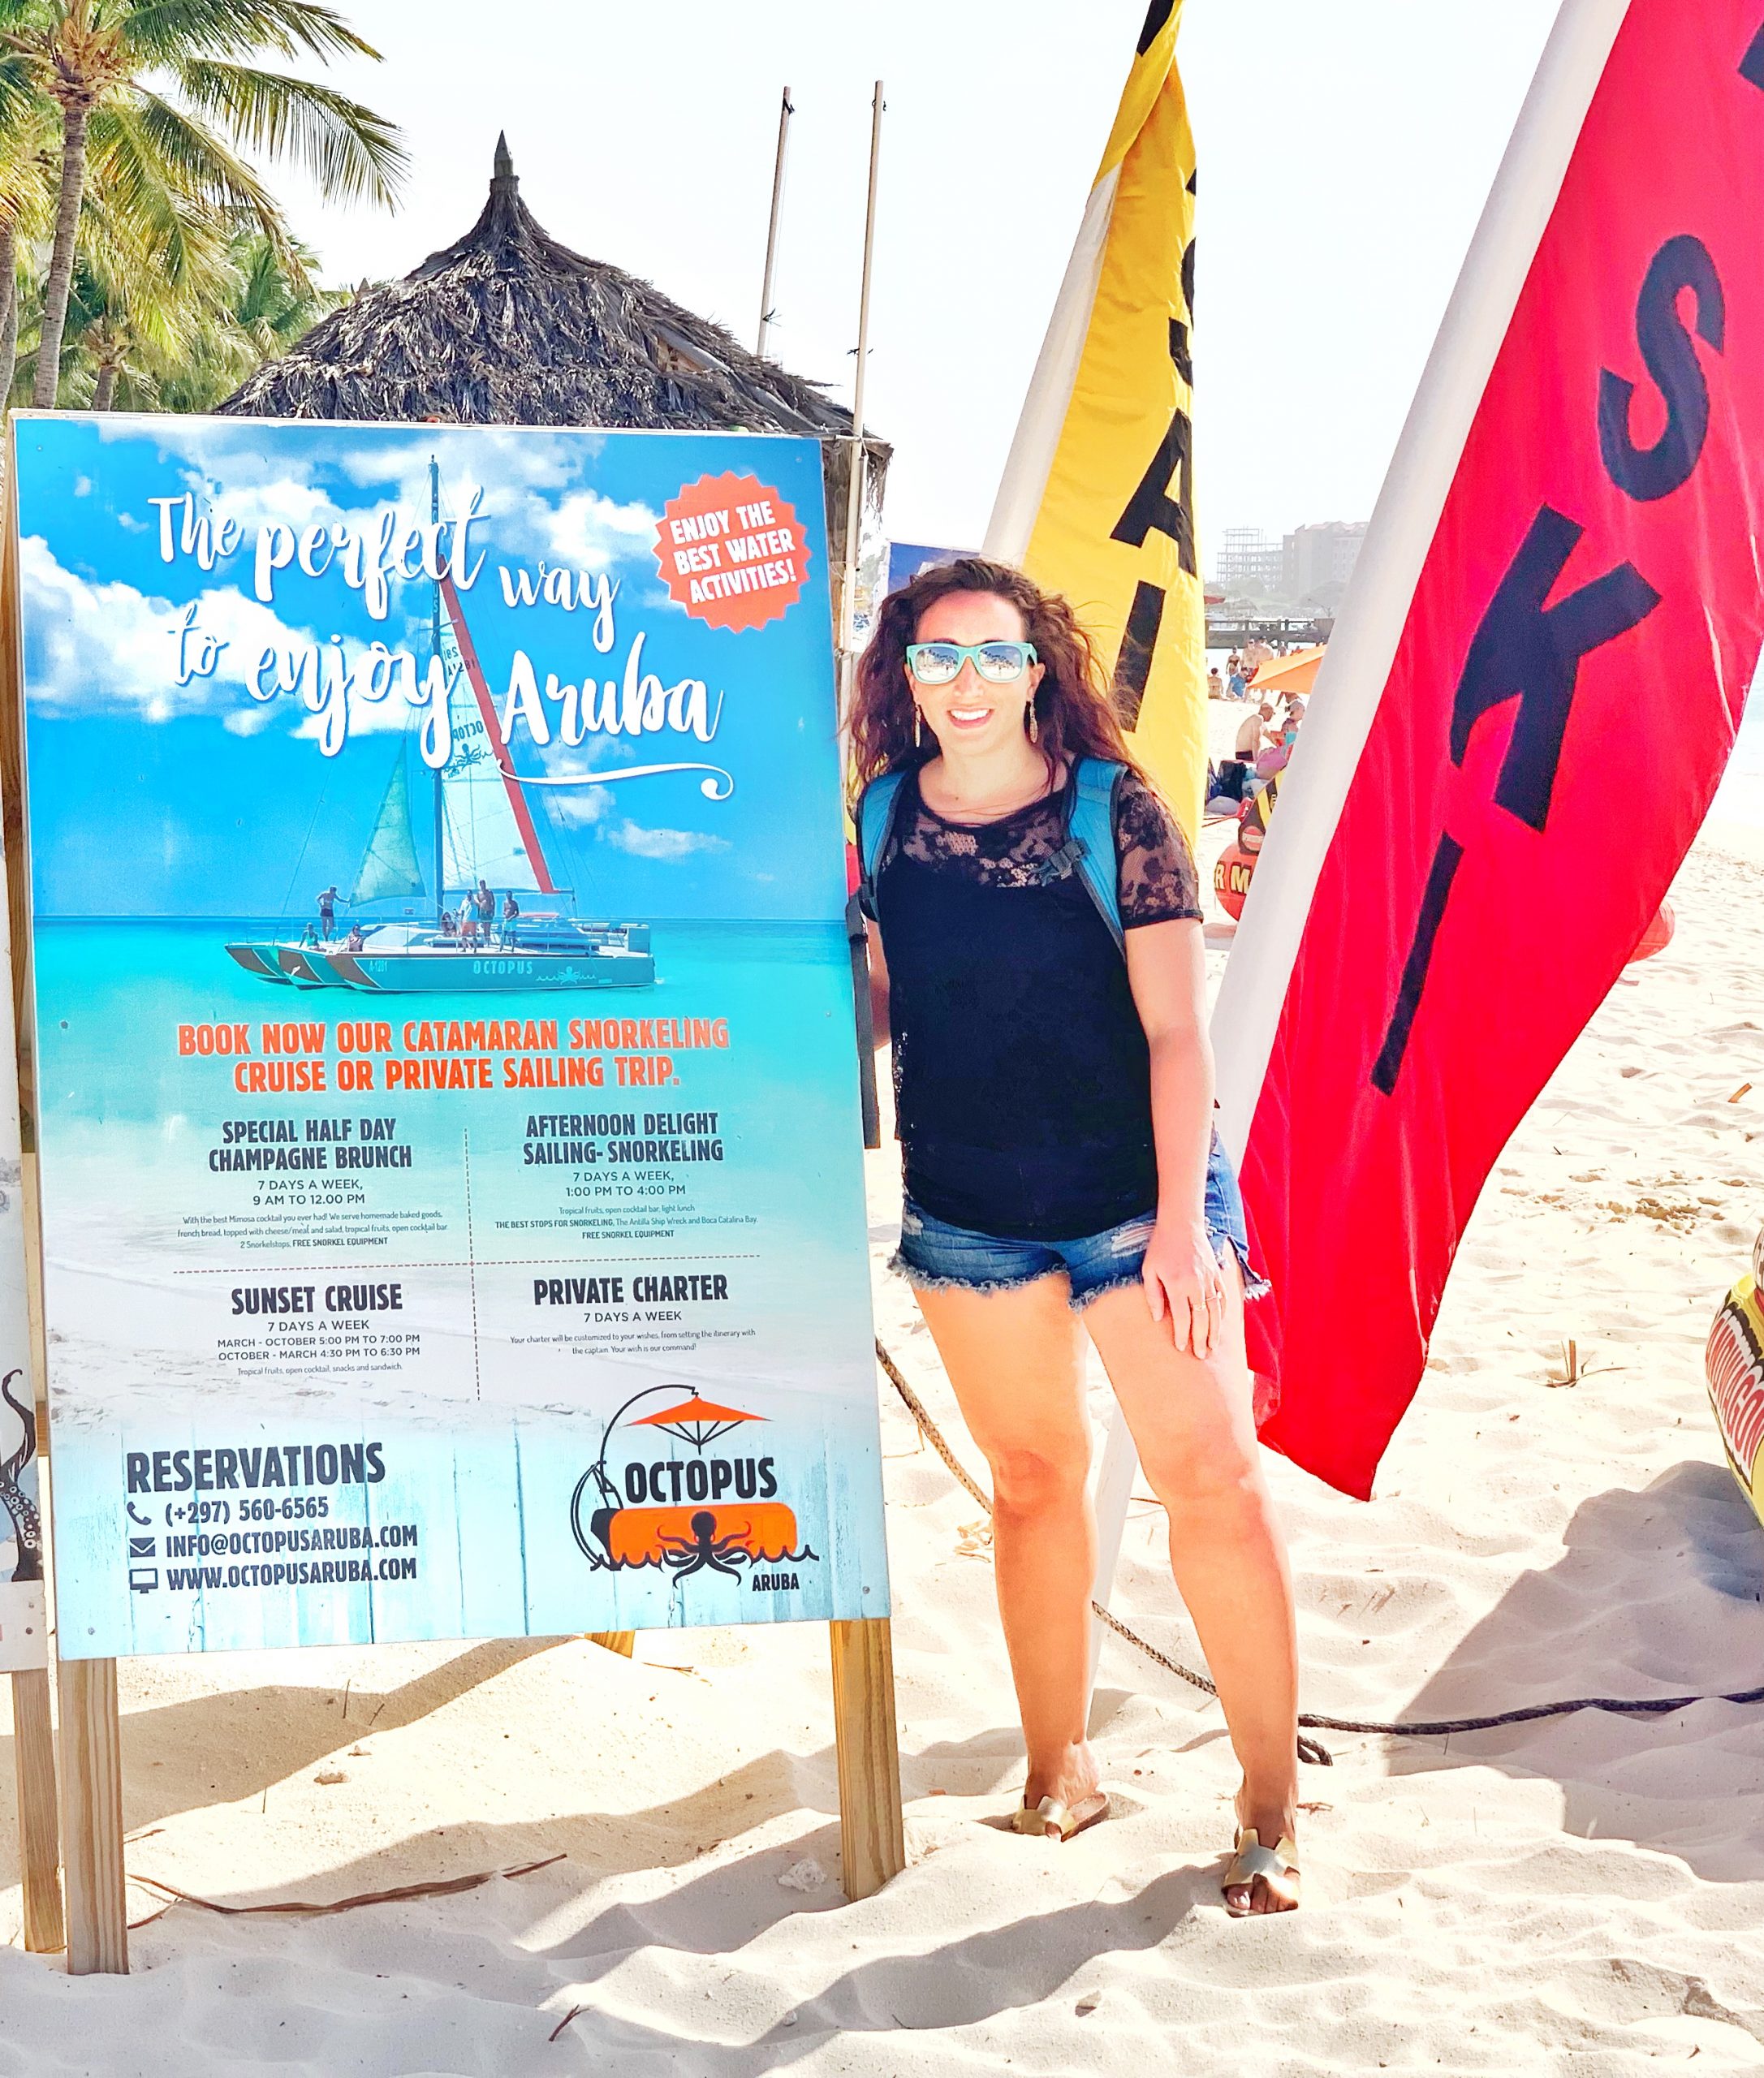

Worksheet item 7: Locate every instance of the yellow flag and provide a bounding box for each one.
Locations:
[984,0,1204,836]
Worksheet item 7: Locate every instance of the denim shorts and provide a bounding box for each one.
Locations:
[891,1133,1270,1311]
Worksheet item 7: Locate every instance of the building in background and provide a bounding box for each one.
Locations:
[1208,518,1369,614]
[1214,525,1287,596]
[1282,520,1369,612]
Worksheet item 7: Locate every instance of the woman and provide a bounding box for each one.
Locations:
[852,558,1300,1915]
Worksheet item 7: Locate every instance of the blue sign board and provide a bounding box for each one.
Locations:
[14,414,888,1656]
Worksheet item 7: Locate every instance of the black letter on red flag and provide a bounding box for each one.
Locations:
[1598,235,1723,503]
[1371,506,1660,1093]
[1449,505,1660,832]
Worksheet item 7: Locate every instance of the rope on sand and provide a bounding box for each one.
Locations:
[875,1339,1764,1762]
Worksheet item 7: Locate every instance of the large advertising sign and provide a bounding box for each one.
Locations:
[13,414,889,1657]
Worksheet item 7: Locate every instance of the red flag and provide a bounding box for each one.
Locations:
[1214,0,1764,1498]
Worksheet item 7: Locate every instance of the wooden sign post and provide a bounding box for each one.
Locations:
[4,415,904,1972]
[1,498,65,1960]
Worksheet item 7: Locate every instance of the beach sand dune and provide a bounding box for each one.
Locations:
[1,796,1762,2072]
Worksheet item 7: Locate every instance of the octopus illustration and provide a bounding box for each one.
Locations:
[655,1509,754,1581]
[0,1369,42,1585]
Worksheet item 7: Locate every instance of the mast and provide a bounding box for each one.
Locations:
[429,457,445,920]
[839,83,884,685]
[756,86,793,357]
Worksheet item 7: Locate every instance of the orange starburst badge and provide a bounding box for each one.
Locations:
[654,471,809,632]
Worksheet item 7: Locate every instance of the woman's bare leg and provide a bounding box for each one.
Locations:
[911,1275,1101,1813]
[1083,1262,1300,1912]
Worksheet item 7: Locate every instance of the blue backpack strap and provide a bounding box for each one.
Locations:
[1067,757,1126,957]
[856,769,909,915]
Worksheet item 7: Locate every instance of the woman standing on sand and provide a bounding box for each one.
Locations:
[852,558,1300,1916]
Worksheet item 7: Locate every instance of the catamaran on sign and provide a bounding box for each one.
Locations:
[11,414,888,1658]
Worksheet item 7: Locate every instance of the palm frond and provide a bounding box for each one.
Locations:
[125,87,290,238]
[122,0,382,66]
[168,58,406,207]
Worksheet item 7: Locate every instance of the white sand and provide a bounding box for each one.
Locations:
[2,719,1762,2072]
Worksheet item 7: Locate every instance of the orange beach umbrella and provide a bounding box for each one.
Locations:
[1247,644,1326,698]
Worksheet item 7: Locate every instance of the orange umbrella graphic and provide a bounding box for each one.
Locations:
[630,1395,766,1451]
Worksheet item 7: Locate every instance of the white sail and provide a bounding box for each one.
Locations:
[351,748,425,905]
[438,620,544,896]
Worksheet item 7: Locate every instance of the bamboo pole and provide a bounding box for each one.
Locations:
[755,87,794,359]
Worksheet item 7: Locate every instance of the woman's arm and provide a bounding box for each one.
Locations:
[1125,916,1225,1358]
[865,916,891,1047]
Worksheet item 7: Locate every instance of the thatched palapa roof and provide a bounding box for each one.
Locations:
[221,137,884,476]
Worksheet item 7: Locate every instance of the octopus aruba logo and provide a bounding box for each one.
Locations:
[569,1386,818,1593]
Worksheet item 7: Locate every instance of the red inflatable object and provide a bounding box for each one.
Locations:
[1214,840,1254,921]
[1628,898,1675,964]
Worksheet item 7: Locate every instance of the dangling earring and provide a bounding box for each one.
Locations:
[913,705,922,748]
[1027,695,1039,744]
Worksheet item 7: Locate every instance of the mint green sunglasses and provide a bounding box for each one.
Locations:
[905,640,1039,687]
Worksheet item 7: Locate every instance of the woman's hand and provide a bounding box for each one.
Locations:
[1141,1216,1227,1358]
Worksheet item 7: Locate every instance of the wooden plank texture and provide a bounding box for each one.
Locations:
[57,1656,127,1974]
[11,1666,63,1951]
[828,1616,904,1901]
[585,1632,636,1658]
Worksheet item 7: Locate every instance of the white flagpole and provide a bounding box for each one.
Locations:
[983,169,1120,563]
[839,82,884,667]
[1087,0,1634,1709]
[756,86,794,360]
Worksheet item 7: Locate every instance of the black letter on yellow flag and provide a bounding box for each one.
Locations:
[1110,321,1197,720]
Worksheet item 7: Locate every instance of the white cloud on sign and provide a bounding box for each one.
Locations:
[603,819,730,860]
[17,535,321,726]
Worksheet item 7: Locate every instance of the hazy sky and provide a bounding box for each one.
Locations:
[284,0,1563,557]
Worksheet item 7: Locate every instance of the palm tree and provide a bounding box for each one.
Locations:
[85,225,339,412]
[0,48,55,400]
[0,0,405,407]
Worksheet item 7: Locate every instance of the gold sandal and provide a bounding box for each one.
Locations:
[1011,1790,1111,1841]
[1222,1827,1300,1914]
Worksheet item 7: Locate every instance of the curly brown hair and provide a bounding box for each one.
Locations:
[847,557,1141,791]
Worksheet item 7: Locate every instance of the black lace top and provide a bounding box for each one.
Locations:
[865,764,1202,1241]
[869,765,1202,925]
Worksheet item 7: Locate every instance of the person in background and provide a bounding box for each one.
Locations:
[502,891,520,946]
[439,908,458,939]
[344,925,365,952]
[1208,666,1224,701]
[1223,701,1276,800]
[474,878,495,929]
[1227,666,1248,701]
[316,885,338,939]
[459,911,480,950]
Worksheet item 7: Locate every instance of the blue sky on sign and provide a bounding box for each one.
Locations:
[14,419,847,920]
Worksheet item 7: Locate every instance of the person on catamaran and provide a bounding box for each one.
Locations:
[852,557,1299,1914]
[475,878,496,927]
[439,909,458,939]
[344,925,365,952]
[502,891,520,946]
[459,912,481,950]
[316,886,338,939]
